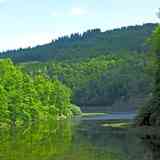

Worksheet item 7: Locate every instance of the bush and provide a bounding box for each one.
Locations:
[70,104,82,116]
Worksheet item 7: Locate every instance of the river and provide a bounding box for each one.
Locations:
[0,112,159,160]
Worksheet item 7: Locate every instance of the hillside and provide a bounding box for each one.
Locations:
[0,23,157,63]
[21,53,155,112]
[0,23,157,112]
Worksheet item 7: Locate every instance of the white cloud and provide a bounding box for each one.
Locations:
[71,7,87,16]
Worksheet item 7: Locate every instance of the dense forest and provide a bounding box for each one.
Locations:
[0,23,157,63]
[0,59,82,127]
[0,23,158,112]
[21,53,155,111]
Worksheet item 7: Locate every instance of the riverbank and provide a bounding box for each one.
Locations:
[82,112,108,116]
[81,112,136,121]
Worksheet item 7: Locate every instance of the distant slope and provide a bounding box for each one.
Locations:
[0,23,157,63]
[21,53,155,111]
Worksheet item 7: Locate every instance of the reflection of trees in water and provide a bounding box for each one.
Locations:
[1,119,160,160]
[137,127,160,160]
[74,120,147,160]
[0,120,73,160]
[141,135,160,160]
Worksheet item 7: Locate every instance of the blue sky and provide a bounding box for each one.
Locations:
[0,0,159,51]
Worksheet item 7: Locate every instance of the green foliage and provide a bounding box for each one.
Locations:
[70,104,82,115]
[148,24,160,53]
[22,52,154,110]
[0,24,157,117]
[0,23,157,113]
[0,59,73,126]
[135,25,160,126]
[0,23,157,63]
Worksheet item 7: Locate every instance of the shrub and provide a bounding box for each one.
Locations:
[70,104,82,115]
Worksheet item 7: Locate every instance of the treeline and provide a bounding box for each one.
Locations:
[21,52,155,110]
[0,59,78,126]
[0,23,157,115]
[0,23,157,63]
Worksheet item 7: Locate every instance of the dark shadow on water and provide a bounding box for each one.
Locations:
[135,127,160,160]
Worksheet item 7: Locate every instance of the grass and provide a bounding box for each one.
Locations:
[102,121,130,128]
[82,112,109,116]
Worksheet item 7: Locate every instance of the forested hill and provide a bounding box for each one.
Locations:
[0,23,158,63]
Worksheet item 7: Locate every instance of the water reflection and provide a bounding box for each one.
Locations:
[0,117,160,160]
[137,127,160,160]
[0,121,73,160]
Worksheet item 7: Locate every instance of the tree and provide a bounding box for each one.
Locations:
[135,14,160,126]
[0,59,74,127]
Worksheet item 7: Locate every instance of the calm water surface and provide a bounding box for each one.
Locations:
[0,112,159,160]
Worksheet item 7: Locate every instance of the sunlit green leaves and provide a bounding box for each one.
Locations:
[0,59,73,126]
